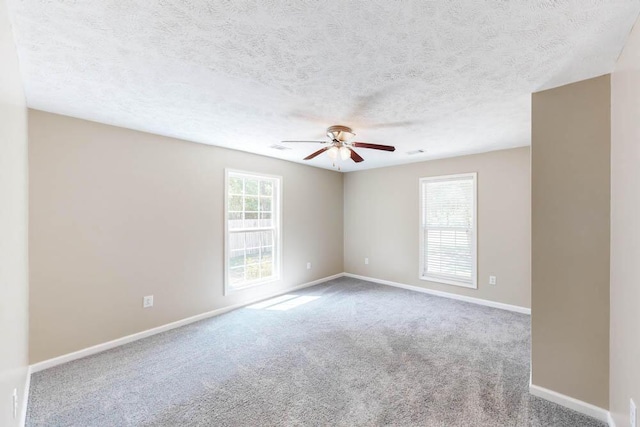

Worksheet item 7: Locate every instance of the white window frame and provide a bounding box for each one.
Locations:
[224,169,282,295]
[419,172,477,289]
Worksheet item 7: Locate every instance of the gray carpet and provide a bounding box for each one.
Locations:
[27,277,605,426]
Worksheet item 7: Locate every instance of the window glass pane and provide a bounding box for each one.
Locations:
[245,233,261,250]
[246,264,260,281]
[244,212,259,228]
[262,231,273,247]
[230,231,272,250]
[229,233,245,252]
[245,179,259,195]
[260,262,273,277]
[260,212,272,227]
[229,195,243,212]
[245,196,259,212]
[426,229,472,278]
[262,245,273,261]
[229,212,242,230]
[229,250,245,267]
[229,177,243,195]
[260,197,271,212]
[256,230,268,245]
[260,180,272,196]
[426,179,473,228]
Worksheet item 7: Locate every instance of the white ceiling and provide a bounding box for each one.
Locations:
[7,1,640,172]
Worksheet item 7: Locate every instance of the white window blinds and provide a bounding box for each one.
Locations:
[420,173,477,288]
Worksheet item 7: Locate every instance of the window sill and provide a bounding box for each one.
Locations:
[420,275,477,289]
[224,276,280,295]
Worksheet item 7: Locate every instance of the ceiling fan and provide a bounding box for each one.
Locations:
[281,125,395,165]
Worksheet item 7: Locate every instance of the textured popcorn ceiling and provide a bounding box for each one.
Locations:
[7,1,640,171]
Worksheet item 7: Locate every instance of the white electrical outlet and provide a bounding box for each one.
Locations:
[364,257,369,265]
[306,262,311,270]
[12,388,18,419]
[489,275,497,285]
[143,295,154,308]
[631,398,637,427]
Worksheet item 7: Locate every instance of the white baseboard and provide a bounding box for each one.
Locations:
[30,271,616,426]
[30,273,344,373]
[529,383,611,424]
[343,273,531,314]
[20,366,31,427]
[29,272,529,374]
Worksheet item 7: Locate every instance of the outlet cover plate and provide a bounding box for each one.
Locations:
[143,295,154,308]
[631,398,637,427]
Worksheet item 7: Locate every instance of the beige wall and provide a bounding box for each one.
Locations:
[610,18,640,427]
[0,0,29,425]
[531,75,610,409]
[344,147,531,308]
[28,110,344,363]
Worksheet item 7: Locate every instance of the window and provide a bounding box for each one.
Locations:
[225,170,281,293]
[419,173,477,288]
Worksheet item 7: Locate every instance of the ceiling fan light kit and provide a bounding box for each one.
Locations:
[282,125,396,167]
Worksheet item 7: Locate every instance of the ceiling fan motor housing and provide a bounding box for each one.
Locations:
[326,125,355,142]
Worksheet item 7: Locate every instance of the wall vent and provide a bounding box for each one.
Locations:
[407,149,425,155]
[270,144,291,150]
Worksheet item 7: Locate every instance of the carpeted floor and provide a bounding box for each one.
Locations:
[27,277,605,426]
